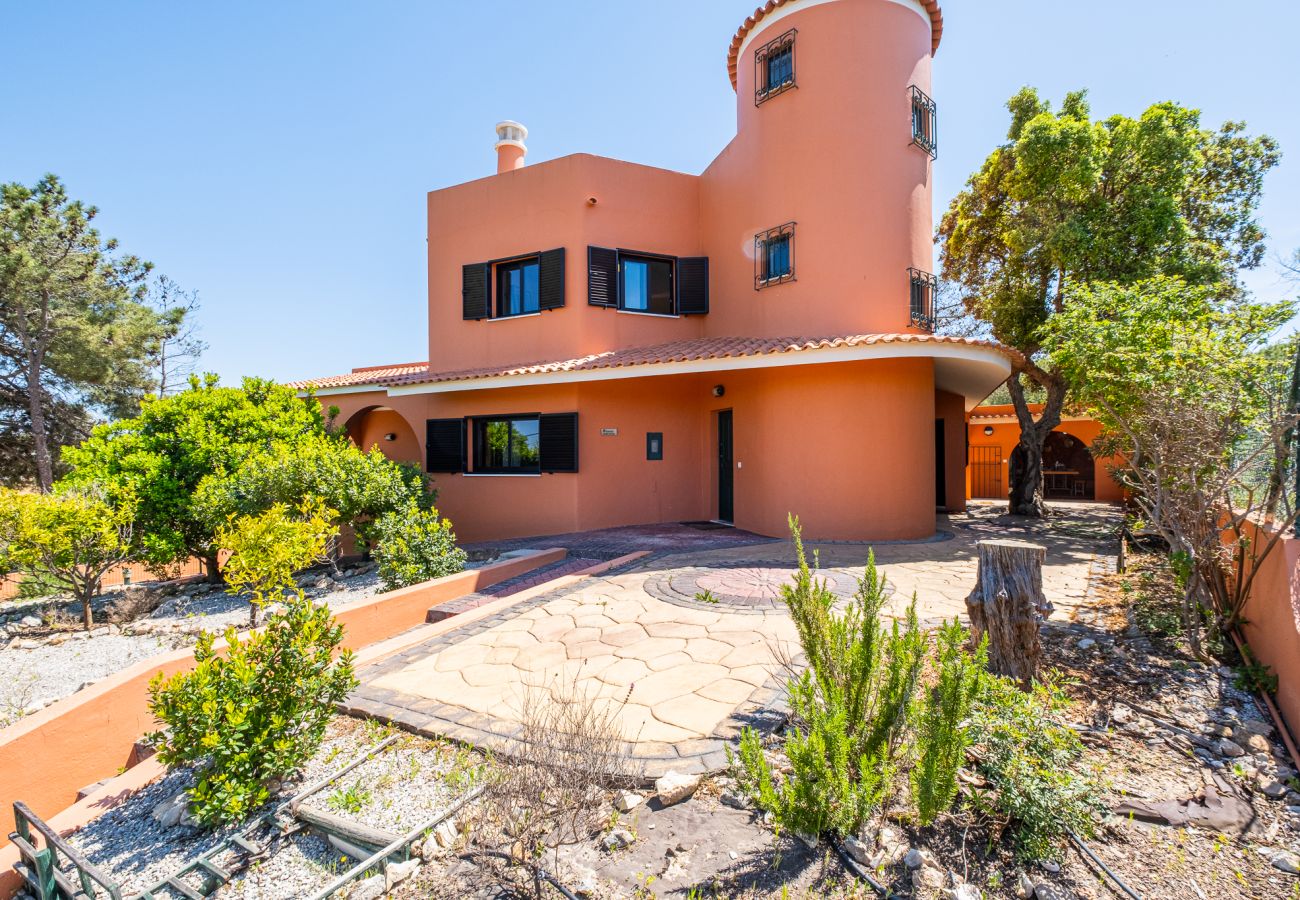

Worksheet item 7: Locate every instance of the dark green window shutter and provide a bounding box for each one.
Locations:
[462,262,490,320]
[426,418,466,472]
[587,247,618,307]
[676,256,709,315]
[539,248,565,311]
[539,412,579,473]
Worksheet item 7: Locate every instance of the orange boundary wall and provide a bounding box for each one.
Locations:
[0,548,565,848]
[1237,521,1300,744]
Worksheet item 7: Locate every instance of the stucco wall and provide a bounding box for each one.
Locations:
[1238,522,1300,744]
[966,406,1124,503]
[326,356,943,544]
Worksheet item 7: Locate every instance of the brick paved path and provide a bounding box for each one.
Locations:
[346,502,1120,778]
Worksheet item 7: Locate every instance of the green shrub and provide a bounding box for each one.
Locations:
[967,672,1101,861]
[147,597,357,826]
[912,621,986,826]
[371,505,467,591]
[730,515,925,838]
[216,497,336,625]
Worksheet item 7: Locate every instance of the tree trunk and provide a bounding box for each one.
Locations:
[204,550,223,584]
[1005,373,1068,517]
[965,539,1052,686]
[80,592,94,631]
[25,351,54,493]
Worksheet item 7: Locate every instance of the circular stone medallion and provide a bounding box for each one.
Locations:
[644,562,865,613]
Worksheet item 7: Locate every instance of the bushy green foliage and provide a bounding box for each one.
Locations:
[0,485,136,629]
[193,434,435,552]
[967,672,1101,861]
[216,497,336,625]
[371,506,467,591]
[147,597,357,826]
[731,516,925,838]
[62,375,326,578]
[912,621,986,826]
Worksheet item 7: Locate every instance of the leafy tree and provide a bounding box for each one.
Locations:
[938,89,1279,515]
[62,375,326,581]
[371,505,467,591]
[0,175,168,491]
[193,434,435,568]
[0,485,136,629]
[1044,276,1295,655]
[217,497,336,625]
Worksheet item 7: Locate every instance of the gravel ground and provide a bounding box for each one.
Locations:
[62,716,486,899]
[0,567,386,723]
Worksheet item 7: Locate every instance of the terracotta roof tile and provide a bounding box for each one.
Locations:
[290,334,1020,393]
[726,0,943,89]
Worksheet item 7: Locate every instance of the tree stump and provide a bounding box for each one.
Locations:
[965,539,1052,685]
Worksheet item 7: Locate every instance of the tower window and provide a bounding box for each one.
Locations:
[496,257,540,317]
[755,223,796,289]
[909,267,938,332]
[910,85,938,159]
[754,29,797,106]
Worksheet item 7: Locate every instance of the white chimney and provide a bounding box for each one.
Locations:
[494,121,528,174]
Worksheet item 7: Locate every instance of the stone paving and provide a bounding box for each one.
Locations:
[346,501,1121,778]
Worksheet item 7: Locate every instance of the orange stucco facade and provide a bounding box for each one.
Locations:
[965,404,1125,504]
[297,0,1014,542]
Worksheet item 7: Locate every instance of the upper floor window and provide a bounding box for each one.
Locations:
[497,257,539,317]
[910,86,938,159]
[462,248,565,320]
[755,223,796,289]
[754,29,797,106]
[587,247,709,315]
[909,267,937,332]
[621,254,675,316]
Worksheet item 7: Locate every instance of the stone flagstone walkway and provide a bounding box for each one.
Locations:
[344,502,1120,778]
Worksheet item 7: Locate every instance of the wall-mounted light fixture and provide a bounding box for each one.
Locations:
[983,426,995,436]
[712,385,726,398]
[384,433,398,442]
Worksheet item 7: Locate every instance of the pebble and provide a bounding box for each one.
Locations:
[614,790,644,813]
[1017,873,1037,898]
[1077,638,1096,651]
[602,827,635,851]
[20,616,41,628]
[1271,851,1300,875]
[654,770,700,806]
[349,873,386,900]
[842,835,872,866]
[720,790,749,810]
[1034,885,1070,900]
[432,819,458,849]
[384,858,420,890]
[1259,779,1289,799]
[1216,739,1246,758]
[905,848,937,870]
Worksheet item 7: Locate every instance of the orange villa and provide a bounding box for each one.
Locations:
[294,0,1025,543]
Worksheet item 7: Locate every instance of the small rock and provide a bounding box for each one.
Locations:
[1239,718,1275,738]
[1259,778,1289,799]
[1040,860,1061,874]
[614,790,644,813]
[1241,734,1272,754]
[1034,885,1070,900]
[1216,739,1246,758]
[1076,638,1096,651]
[1205,723,1233,738]
[720,791,749,810]
[385,858,420,890]
[795,831,819,849]
[150,792,191,829]
[1286,805,1300,817]
[1016,873,1037,898]
[875,825,908,864]
[571,866,599,898]
[1272,851,1300,875]
[729,850,738,860]
[911,864,945,896]
[655,770,701,806]
[20,615,41,628]
[904,848,937,871]
[432,819,458,849]
[842,835,872,867]
[16,639,40,650]
[602,827,635,851]
[946,885,981,900]
[1110,704,1135,725]
[349,873,386,900]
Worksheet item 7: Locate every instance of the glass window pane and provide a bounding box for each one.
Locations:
[522,262,539,313]
[512,418,540,467]
[485,420,511,468]
[648,258,674,315]
[623,259,649,310]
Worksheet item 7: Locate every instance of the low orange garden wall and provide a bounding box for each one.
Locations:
[0,548,565,850]
[1238,521,1300,744]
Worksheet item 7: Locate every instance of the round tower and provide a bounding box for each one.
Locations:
[702,0,943,338]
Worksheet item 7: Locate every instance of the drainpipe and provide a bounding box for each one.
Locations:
[494,121,527,174]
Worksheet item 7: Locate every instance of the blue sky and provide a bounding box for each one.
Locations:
[4,1,1298,385]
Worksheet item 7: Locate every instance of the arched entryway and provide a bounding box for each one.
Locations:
[1042,431,1095,500]
[342,406,421,465]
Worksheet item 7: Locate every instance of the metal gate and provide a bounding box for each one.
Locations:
[970,445,1005,499]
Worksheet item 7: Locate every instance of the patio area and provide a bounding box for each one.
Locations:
[345,502,1121,777]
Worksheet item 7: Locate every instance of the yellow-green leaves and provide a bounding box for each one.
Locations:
[216,496,336,624]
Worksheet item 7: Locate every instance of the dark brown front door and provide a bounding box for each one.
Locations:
[717,410,734,523]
